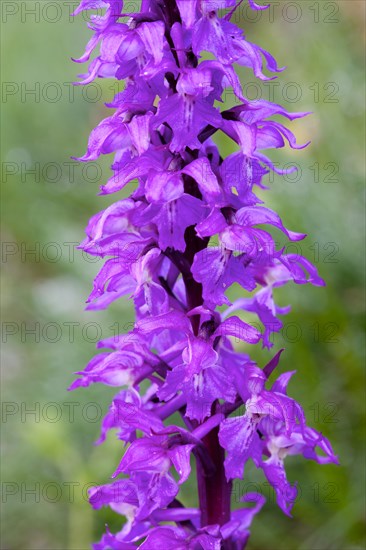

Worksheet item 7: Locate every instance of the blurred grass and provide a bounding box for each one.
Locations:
[1,1,365,549]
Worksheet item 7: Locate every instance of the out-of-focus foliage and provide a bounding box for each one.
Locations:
[1,2,365,549]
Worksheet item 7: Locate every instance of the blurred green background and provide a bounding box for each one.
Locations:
[1,1,365,549]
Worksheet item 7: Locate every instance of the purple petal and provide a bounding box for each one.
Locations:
[235,206,306,241]
[168,444,194,484]
[280,254,326,287]
[136,310,191,336]
[261,457,297,516]
[219,415,261,480]
[75,116,130,161]
[154,94,222,152]
[214,316,261,344]
[196,208,227,238]
[155,194,206,251]
[181,158,222,204]
[221,492,266,546]
[115,438,170,476]
[192,247,231,306]
[135,21,165,64]
[89,479,138,511]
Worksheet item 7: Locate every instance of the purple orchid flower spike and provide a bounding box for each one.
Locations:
[70,0,338,547]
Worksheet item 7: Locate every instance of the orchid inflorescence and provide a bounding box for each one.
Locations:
[70,0,338,547]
